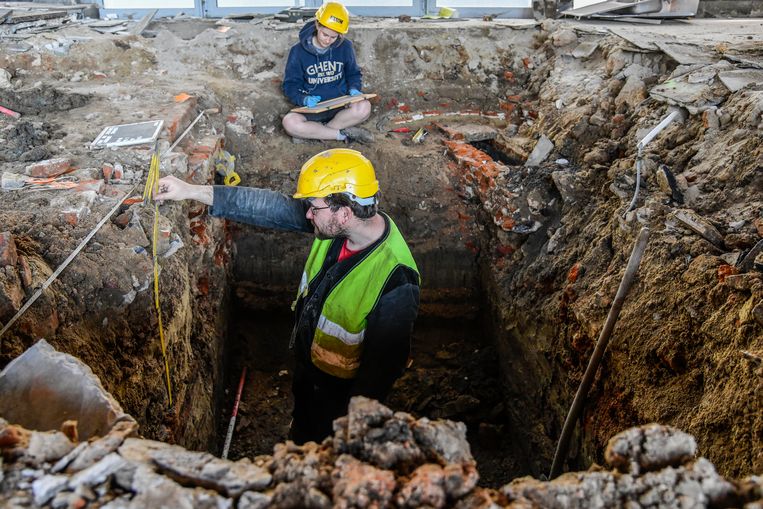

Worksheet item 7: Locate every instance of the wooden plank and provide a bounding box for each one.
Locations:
[291,93,376,114]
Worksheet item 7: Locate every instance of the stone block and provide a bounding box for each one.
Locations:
[449,124,498,143]
[525,135,554,167]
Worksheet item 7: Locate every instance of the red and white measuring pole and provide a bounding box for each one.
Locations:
[221,366,247,459]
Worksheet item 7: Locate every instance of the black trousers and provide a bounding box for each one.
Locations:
[289,364,352,444]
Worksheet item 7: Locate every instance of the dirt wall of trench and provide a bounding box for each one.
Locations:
[463,21,763,478]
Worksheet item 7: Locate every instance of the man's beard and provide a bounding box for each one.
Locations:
[314,215,348,240]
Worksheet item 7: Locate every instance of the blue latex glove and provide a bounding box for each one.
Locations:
[303,95,321,108]
[348,88,362,97]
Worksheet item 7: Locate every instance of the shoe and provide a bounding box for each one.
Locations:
[340,127,375,145]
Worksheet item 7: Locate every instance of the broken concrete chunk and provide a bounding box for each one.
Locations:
[68,453,127,490]
[413,417,473,465]
[1,172,29,190]
[672,209,725,248]
[605,423,697,475]
[718,69,763,93]
[451,124,498,143]
[68,420,138,472]
[525,135,554,167]
[239,491,272,509]
[0,339,135,442]
[117,437,173,464]
[32,474,69,506]
[150,446,272,497]
[333,396,424,470]
[572,40,598,59]
[26,431,75,465]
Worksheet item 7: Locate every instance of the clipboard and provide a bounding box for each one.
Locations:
[291,93,376,114]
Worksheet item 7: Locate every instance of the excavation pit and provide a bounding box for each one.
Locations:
[0,15,761,505]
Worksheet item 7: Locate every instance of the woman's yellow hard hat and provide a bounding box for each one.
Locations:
[315,2,350,34]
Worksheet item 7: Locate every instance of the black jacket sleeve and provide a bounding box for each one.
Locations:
[349,265,420,401]
[209,185,313,233]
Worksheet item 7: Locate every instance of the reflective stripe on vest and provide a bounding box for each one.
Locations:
[297,215,418,379]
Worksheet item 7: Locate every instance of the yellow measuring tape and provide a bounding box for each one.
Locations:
[143,145,173,406]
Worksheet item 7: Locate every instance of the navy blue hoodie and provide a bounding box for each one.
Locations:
[283,22,363,107]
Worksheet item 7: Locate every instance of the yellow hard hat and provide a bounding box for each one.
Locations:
[315,2,349,34]
[294,149,379,200]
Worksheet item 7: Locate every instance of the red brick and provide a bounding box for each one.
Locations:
[0,231,18,267]
[162,96,199,143]
[24,157,72,178]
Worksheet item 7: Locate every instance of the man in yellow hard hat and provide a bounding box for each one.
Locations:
[156,148,419,443]
[281,2,375,145]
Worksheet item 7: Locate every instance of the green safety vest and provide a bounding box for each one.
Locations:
[296,216,419,379]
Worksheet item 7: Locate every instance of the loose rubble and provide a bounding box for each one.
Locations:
[1,398,761,508]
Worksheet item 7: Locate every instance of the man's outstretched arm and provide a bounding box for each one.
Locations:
[155,175,312,233]
[156,175,213,204]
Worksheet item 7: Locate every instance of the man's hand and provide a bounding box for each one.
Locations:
[155,175,214,206]
[348,88,362,97]
[303,95,321,108]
